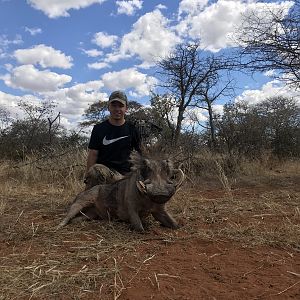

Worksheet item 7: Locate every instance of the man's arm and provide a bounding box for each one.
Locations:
[85,149,98,174]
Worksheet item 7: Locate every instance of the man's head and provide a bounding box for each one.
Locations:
[108,90,128,107]
[107,90,128,124]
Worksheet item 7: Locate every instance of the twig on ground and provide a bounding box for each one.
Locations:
[274,280,300,295]
[154,272,160,290]
[287,271,300,277]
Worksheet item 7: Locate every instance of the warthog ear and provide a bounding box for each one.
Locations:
[172,169,185,188]
[136,180,147,194]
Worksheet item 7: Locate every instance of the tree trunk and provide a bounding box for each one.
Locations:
[173,109,184,146]
[207,102,216,150]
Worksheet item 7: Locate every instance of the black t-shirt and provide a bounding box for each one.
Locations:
[88,120,141,174]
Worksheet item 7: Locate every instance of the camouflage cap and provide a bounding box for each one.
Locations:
[108,90,128,106]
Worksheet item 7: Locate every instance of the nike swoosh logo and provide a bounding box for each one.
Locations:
[103,135,128,145]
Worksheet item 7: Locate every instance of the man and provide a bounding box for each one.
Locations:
[84,90,141,188]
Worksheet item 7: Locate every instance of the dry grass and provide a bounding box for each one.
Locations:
[0,150,299,299]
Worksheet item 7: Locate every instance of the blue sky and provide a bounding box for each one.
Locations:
[0,0,298,129]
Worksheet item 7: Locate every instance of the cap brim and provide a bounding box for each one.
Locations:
[108,98,127,105]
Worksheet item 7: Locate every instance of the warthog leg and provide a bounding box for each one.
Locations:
[57,186,99,229]
[128,209,145,232]
[151,208,179,229]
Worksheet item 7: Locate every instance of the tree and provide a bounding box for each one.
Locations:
[216,101,268,157]
[80,100,107,127]
[157,43,234,146]
[17,100,60,149]
[149,93,177,142]
[0,100,69,159]
[216,96,300,157]
[0,106,12,134]
[194,71,234,149]
[236,0,300,87]
[255,96,300,157]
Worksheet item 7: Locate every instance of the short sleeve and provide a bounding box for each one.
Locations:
[88,125,99,150]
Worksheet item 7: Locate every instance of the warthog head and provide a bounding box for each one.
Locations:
[130,152,185,204]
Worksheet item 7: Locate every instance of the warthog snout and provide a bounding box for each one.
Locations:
[136,168,185,203]
[137,182,176,203]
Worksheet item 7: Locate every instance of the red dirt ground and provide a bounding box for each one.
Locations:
[1,175,299,300]
[120,236,299,300]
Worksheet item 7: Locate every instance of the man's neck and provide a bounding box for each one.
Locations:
[108,117,126,126]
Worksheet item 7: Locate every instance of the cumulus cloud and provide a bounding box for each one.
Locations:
[2,64,72,92]
[27,0,107,18]
[92,32,118,48]
[0,91,20,114]
[235,80,300,106]
[88,61,110,69]
[116,0,143,16]
[0,90,46,120]
[0,80,107,129]
[81,48,103,57]
[42,80,106,117]
[155,4,167,10]
[24,27,42,35]
[119,9,180,65]
[176,0,293,52]
[14,44,73,69]
[101,68,157,96]
[178,0,208,17]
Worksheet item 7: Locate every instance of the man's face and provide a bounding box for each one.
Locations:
[108,101,127,120]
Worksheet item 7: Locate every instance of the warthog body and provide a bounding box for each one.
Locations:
[58,152,184,232]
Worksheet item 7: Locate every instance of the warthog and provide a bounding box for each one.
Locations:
[58,152,184,232]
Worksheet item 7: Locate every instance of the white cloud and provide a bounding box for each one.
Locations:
[119,9,180,65]
[235,80,300,106]
[88,61,110,69]
[0,90,45,120]
[27,0,107,18]
[3,63,13,72]
[24,27,42,35]
[0,91,20,116]
[102,68,157,96]
[92,32,118,48]
[42,80,106,117]
[155,4,167,10]
[0,34,23,58]
[82,48,103,57]
[0,34,23,47]
[264,70,277,77]
[178,0,208,17]
[14,44,73,69]
[116,0,143,16]
[2,64,72,92]
[212,104,224,116]
[104,52,131,64]
[176,0,294,52]
[0,80,107,129]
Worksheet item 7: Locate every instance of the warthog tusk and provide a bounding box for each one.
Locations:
[136,180,147,194]
[173,169,185,188]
